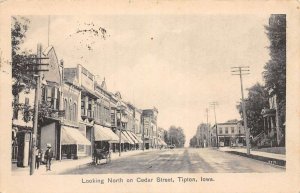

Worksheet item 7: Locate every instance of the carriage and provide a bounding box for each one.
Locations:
[93,148,111,165]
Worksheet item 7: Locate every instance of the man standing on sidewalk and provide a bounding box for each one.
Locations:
[44,144,54,171]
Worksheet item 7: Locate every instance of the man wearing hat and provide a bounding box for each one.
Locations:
[44,143,54,171]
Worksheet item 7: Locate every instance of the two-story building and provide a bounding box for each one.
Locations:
[64,64,96,157]
[38,46,64,160]
[211,120,245,147]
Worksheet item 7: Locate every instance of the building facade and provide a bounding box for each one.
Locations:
[12,45,160,166]
[142,107,158,149]
[211,121,245,147]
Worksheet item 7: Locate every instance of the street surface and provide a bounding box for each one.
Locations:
[61,148,284,174]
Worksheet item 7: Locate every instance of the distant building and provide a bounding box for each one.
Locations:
[142,107,158,149]
[196,123,210,148]
[211,120,245,147]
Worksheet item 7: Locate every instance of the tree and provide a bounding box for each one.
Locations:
[11,17,56,124]
[167,126,186,148]
[12,16,35,95]
[263,14,286,145]
[11,16,35,123]
[163,130,169,144]
[189,135,197,148]
[237,83,269,137]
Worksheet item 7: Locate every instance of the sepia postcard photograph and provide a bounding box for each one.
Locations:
[0,1,300,193]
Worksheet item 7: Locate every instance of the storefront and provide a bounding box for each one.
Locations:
[122,131,135,150]
[61,126,91,159]
[115,130,131,152]
[94,124,119,151]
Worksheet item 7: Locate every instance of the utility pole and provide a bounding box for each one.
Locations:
[231,66,251,155]
[29,44,49,175]
[210,102,219,148]
[118,108,122,157]
[206,108,209,147]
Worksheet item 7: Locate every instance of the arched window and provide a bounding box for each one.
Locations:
[69,99,72,121]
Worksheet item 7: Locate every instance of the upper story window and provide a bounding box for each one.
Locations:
[225,127,228,134]
[231,127,234,134]
[219,128,222,134]
[73,103,77,121]
[42,86,60,110]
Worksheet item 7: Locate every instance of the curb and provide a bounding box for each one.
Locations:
[225,151,286,168]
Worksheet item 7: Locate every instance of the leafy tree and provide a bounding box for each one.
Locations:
[264,15,286,124]
[237,83,269,136]
[163,130,169,144]
[11,16,35,123]
[12,16,35,96]
[11,17,57,124]
[168,126,186,148]
[263,14,286,145]
[189,135,197,148]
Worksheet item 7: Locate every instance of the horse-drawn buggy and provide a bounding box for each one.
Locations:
[93,148,111,165]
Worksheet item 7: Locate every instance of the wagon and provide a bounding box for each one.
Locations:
[93,149,111,165]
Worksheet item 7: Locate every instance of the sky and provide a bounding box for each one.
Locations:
[19,15,270,146]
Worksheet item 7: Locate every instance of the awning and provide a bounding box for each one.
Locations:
[122,131,135,145]
[125,131,139,144]
[94,124,119,143]
[128,131,143,143]
[134,134,143,143]
[115,130,129,143]
[61,126,91,145]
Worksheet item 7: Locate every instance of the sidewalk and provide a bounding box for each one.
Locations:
[12,149,157,176]
[218,147,286,167]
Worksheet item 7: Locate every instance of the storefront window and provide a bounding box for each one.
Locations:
[78,145,85,152]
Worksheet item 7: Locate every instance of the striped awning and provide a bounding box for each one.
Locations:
[115,130,129,143]
[128,131,143,143]
[94,124,119,143]
[122,131,135,145]
[124,131,138,144]
[61,126,91,145]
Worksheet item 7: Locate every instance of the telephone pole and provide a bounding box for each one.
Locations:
[210,102,219,148]
[29,44,49,175]
[231,66,251,155]
[205,108,209,146]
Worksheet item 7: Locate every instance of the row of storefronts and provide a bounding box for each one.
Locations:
[12,45,167,167]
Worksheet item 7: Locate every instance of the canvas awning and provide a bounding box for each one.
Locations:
[61,126,91,145]
[115,130,129,143]
[128,131,143,143]
[134,134,143,143]
[125,131,139,144]
[122,131,135,145]
[94,124,119,143]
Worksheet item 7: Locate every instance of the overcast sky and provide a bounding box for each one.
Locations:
[20,15,270,145]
